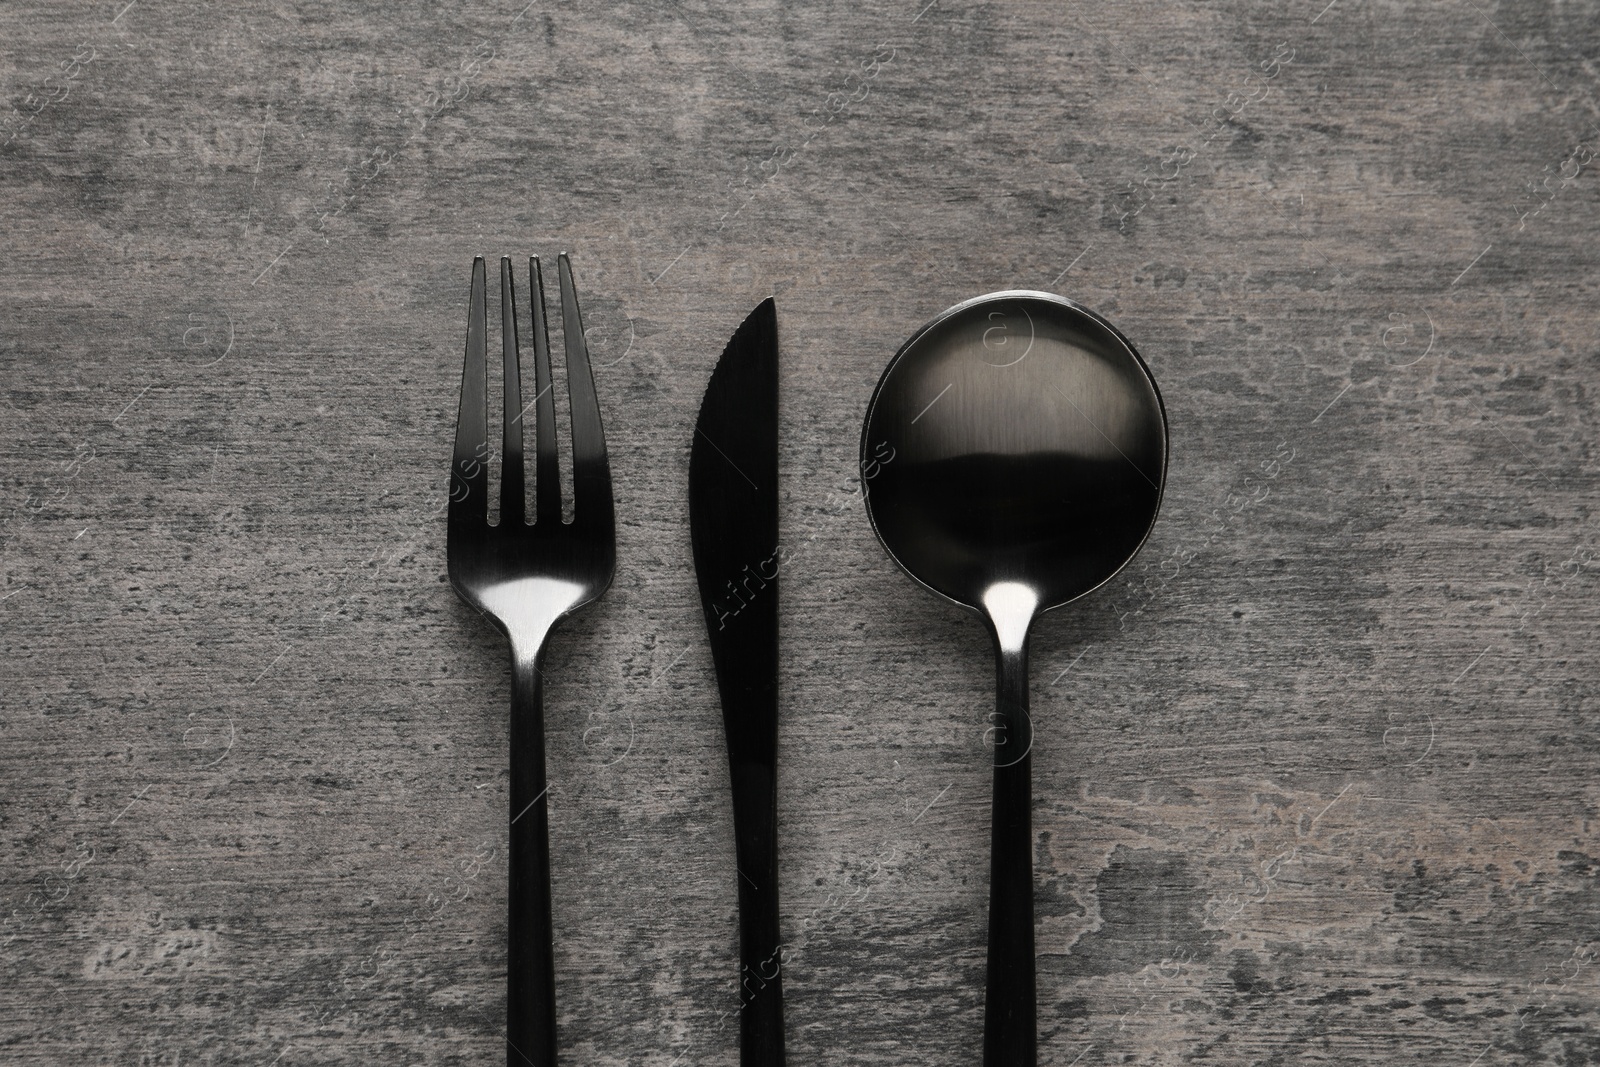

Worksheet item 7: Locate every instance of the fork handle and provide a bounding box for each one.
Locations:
[509,653,557,1067]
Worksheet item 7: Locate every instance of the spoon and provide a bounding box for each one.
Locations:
[860,290,1167,1066]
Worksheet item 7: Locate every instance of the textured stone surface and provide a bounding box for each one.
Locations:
[3,1,1598,1064]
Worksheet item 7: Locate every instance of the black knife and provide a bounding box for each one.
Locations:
[689,298,784,1067]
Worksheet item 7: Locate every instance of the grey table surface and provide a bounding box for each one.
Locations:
[3,1,1599,1064]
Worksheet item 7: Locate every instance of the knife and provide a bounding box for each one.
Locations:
[689,297,784,1067]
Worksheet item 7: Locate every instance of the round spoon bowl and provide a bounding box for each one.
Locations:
[862,290,1167,613]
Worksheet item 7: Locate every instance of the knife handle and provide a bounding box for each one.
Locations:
[984,637,1036,1067]
[509,653,557,1067]
[729,761,786,1066]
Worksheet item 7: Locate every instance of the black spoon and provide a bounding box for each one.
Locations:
[861,290,1168,1066]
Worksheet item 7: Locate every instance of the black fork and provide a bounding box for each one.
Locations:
[446,254,616,1067]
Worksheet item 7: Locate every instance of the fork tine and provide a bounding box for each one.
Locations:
[558,253,613,526]
[529,256,562,524]
[500,257,526,526]
[450,256,488,524]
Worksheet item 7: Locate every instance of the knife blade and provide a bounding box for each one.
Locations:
[689,297,784,1067]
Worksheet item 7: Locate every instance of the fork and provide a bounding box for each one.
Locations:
[447,253,616,1067]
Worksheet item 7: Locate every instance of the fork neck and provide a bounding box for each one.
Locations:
[476,577,588,666]
[509,631,555,676]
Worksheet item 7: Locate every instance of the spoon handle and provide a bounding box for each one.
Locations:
[984,636,1036,1067]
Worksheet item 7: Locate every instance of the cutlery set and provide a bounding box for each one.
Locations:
[447,256,1167,1067]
